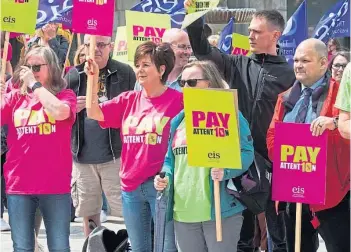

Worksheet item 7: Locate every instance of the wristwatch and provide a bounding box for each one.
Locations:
[31,82,43,92]
[333,117,339,130]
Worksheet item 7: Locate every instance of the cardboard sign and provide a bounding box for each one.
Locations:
[183,88,241,168]
[182,0,219,29]
[272,123,327,205]
[126,11,171,62]
[72,0,115,36]
[112,26,129,63]
[232,33,251,56]
[1,0,39,34]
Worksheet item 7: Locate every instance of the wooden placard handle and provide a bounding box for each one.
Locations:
[1,32,10,84]
[214,180,222,242]
[86,35,96,109]
[294,203,302,252]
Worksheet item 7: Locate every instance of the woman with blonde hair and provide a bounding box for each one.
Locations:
[1,45,76,252]
[154,60,254,252]
[73,45,86,66]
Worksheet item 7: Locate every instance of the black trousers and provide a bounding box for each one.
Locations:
[265,199,287,252]
[316,192,350,252]
[237,209,256,252]
[284,203,319,252]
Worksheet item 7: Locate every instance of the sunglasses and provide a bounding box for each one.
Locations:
[179,79,208,87]
[24,64,47,73]
[332,63,347,70]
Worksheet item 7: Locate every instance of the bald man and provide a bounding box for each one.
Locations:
[267,38,350,252]
[135,28,192,92]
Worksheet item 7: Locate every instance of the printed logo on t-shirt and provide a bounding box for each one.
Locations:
[172,126,187,156]
[14,108,56,136]
[122,116,170,145]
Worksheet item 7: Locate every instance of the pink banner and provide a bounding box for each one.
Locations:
[72,0,115,36]
[272,123,327,205]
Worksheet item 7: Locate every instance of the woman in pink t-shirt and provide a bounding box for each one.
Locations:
[0,46,76,252]
[86,42,183,252]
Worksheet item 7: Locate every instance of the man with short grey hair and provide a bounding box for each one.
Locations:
[65,35,136,236]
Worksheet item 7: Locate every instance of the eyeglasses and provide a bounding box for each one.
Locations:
[84,42,110,50]
[332,63,347,70]
[24,64,47,73]
[179,79,208,87]
[172,44,192,51]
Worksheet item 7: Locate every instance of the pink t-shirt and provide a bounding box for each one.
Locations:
[99,89,183,192]
[1,89,77,194]
[1,43,12,61]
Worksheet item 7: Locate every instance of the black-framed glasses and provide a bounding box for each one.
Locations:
[172,43,192,51]
[332,63,347,70]
[24,64,47,73]
[179,79,208,87]
[85,42,110,50]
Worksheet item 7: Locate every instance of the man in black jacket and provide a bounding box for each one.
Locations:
[184,1,296,251]
[65,35,136,237]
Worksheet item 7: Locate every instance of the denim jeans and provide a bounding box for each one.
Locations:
[122,178,177,252]
[7,194,71,252]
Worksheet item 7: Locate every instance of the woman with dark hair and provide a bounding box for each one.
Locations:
[0,45,76,252]
[328,51,350,83]
[327,38,341,61]
[86,41,183,252]
[154,60,254,252]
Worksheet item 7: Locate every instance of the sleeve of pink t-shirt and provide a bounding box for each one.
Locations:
[1,90,17,126]
[56,89,77,124]
[99,91,132,129]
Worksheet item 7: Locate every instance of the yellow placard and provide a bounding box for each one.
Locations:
[183,88,242,169]
[112,26,131,64]
[232,33,252,56]
[182,0,219,29]
[1,0,39,34]
[126,11,171,62]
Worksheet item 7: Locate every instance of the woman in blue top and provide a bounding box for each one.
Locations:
[154,60,254,252]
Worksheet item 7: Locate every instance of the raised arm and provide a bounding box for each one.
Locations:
[19,67,72,121]
[85,59,125,129]
[184,1,238,83]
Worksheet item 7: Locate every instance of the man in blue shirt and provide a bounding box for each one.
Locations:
[134,28,192,92]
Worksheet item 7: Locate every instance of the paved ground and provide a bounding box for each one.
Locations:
[1,210,327,252]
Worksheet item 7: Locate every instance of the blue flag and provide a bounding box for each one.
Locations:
[313,0,350,43]
[36,0,73,29]
[218,17,234,54]
[131,0,186,28]
[279,0,307,65]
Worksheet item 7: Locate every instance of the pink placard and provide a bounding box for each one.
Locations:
[272,123,327,205]
[72,0,115,36]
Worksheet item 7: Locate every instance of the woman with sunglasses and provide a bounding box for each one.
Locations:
[328,51,350,83]
[1,46,76,252]
[86,41,182,252]
[154,60,254,252]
